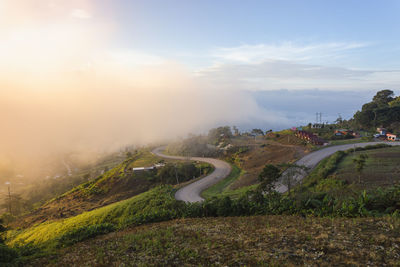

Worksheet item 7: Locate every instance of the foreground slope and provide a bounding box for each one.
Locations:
[7,186,179,248]
[30,216,400,266]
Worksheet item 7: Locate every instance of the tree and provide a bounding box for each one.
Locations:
[279,163,308,197]
[0,194,32,216]
[208,126,233,144]
[353,154,368,184]
[353,90,399,130]
[232,126,240,136]
[389,96,400,107]
[373,89,394,107]
[251,128,264,136]
[335,114,343,125]
[258,164,281,193]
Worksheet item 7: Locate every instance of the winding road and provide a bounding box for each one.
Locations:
[154,141,400,202]
[152,147,231,202]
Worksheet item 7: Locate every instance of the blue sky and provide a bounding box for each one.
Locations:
[88,0,400,125]
[100,0,400,70]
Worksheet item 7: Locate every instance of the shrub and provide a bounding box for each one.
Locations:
[57,223,115,247]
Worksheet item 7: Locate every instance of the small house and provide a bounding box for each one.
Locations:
[386,133,398,141]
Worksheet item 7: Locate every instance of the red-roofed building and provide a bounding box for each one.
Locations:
[294,130,325,145]
[386,133,398,141]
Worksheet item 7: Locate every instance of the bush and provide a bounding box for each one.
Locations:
[0,244,18,264]
[57,223,116,247]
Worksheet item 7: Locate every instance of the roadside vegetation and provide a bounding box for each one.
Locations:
[327,136,373,146]
[299,144,393,196]
[201,164,243,199]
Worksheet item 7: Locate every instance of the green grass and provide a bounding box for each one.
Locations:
[334,145,400,188]
[328,137,373,146]
[200,163,257,199]
[217,184,258,199]
[298,144,395,196]
[7,186,180,249]
[128,150,164,168]
[201,164,243,199]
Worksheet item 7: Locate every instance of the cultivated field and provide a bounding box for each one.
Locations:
[335,146,400,189]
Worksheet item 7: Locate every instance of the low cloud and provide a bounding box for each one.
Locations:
[0,1,282,176]
[198,59,400,91]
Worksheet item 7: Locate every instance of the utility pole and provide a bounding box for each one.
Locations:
[5,182,11,215]
[174,164,179,184]
[199,162,202,177]
[315,112,322,124]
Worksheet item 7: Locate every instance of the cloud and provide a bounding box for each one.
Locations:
[212,42,368,64]
[0,1,283,175]
[197,59,400,91]
[71,9,92,19]
[194,41,400,91]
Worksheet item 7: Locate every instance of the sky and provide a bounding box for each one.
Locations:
[0,0,400,173]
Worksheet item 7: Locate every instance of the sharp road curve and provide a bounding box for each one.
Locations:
[152,147,231,202]
[154,141,400,202]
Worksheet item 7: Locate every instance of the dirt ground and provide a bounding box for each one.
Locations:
[229,135,309,189]
[31,215,400,267]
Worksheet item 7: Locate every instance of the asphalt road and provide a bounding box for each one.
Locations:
[154,141,400,201]
[152,147,231,202]
[274,141,400,193]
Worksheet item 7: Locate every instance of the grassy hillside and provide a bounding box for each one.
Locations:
[201,163,244,199]
[12,150,209,228]
[5,171,400,265]
[298,144,398,197]
[334,145,400,188]
[29,215,400,266]
[7,186,180,249]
